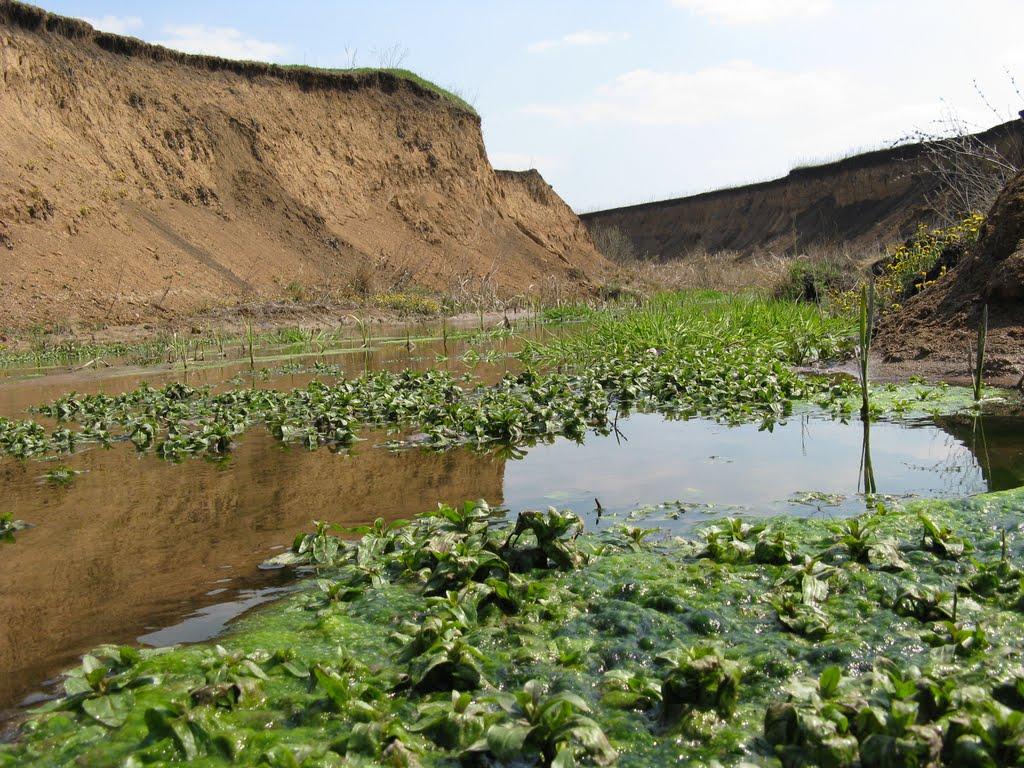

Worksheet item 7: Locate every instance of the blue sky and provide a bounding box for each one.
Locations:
[39,0,1024,211]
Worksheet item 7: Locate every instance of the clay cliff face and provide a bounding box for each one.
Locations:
[0,2,607,330]
[582,121,1024,260]
[876,169,1024,372]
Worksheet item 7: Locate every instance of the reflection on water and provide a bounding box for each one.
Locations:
[936,414,1024,491]
[138,585,296,647]
[861,420,877,497]
[504,412,1023,525]
[0,433,506,713]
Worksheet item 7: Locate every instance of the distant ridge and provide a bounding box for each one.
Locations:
[582,119,1024,259]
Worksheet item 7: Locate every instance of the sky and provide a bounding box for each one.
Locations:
[38,0,1024,212]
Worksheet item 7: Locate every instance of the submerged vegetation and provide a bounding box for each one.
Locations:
[5,489,1024,766]
[0,292,1004,466]
[0,511,28,543]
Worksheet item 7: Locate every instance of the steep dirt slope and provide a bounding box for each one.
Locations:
[495,170,597,279]
[0,2,607,332]
[582,121,1024,260]
[876,169,1024,380]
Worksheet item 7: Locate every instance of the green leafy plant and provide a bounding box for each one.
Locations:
[466,681,616,767]
[426,499,496,535]
[410,690,494,750]
[893,585,955,622]
[617,525,659,552]
[833,517,877,563]
[0,512,28,543]
[771,594,833,639]
[923,621,990,657]
[502,508,585,571]
[701,517,764,564]
[405,623,486,693]
[601,669,663,711]
[962,555,1021,599]
[764,667,860,768]
[754,527,800,565]
[57,648,155,728]
[830,516,908,570]
[657,646,742,723]
[919,512,967,559]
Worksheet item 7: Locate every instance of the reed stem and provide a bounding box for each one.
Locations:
[973,304,988,401]
[858,281,875,422]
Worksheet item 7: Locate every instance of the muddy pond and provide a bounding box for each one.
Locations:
[1,328,1023,723]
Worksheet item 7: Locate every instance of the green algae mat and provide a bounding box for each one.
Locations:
[5,489,1024,767]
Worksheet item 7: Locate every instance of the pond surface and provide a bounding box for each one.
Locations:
[509,411,1024,522]
[1,332,1023,723]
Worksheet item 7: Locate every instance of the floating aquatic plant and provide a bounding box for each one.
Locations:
[0,512,28,543]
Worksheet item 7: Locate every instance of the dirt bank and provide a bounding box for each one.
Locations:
[875,170,1024,386]
[582,121,1024,261]
[0,1,608,333]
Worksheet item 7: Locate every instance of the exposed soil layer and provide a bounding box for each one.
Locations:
[876,170,1024,385]
[582,121,1024,260]
[0,1,607,333]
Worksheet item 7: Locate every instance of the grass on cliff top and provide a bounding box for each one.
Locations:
[279,64,477,116]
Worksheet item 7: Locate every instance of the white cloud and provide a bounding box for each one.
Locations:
[155,25,287,62]
[527,30,630,54]
[524,61,847,126]
[670,0,833,25]
[83,15,143,35]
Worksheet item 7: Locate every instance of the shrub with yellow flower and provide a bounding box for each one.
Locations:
[826,213,984,316]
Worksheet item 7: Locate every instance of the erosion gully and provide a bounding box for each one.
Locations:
[0,325,1022,729]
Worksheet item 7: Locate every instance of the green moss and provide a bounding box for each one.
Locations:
[6,491,1024,766]
[826,380,1014,420]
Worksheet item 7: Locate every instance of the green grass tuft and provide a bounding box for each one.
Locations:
[279,65,477,115]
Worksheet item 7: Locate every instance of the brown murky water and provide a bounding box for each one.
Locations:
[0,330,523,715]
[0,430,506,711]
